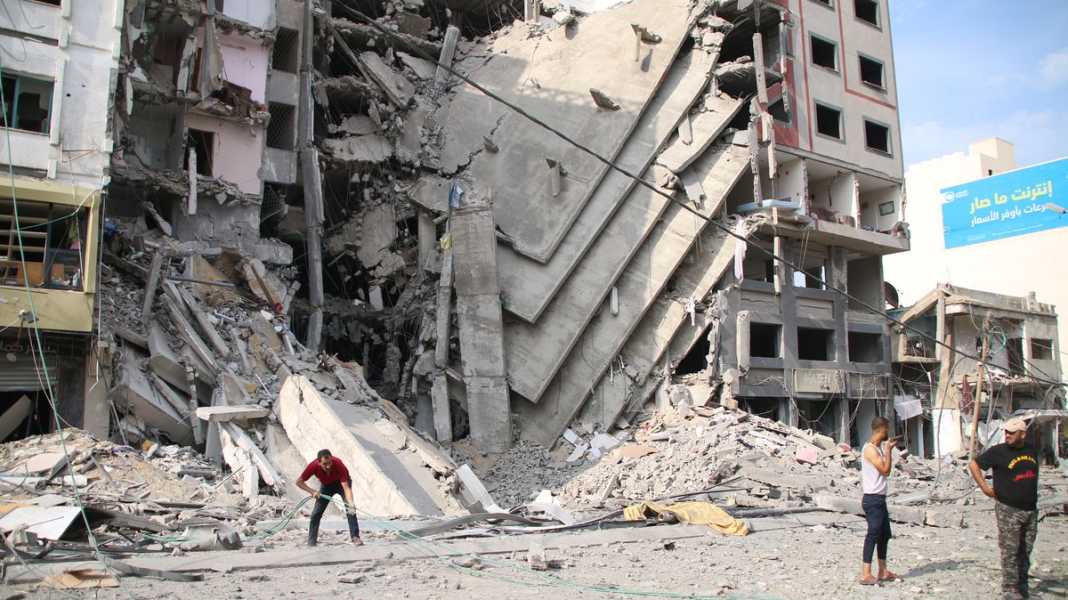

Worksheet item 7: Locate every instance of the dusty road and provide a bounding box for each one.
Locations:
[26,510,1066,600]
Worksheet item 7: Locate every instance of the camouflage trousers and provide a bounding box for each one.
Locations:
[995,501,1038,600]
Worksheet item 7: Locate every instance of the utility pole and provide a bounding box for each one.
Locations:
[298,0,324,352]
[968,316,991,461]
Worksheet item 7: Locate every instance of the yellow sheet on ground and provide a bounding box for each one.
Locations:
[622,501,749,536]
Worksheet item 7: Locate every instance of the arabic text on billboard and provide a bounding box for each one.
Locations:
[941,157,1068,249]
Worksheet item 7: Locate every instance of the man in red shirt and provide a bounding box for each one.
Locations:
[295,449,362,546]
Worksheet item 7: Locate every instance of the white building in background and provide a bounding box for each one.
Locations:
[884,138,1068,377]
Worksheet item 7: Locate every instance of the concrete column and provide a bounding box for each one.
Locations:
[434,26,460,94]
[83,353,110,438]
[834,397,850,445]
[417,210,437,272]
[452,205,511,453]
[778,398,798,429]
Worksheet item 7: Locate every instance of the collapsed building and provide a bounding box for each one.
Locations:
[1,0,928,505]
[891,284,1064,460]
[412,0,911,451]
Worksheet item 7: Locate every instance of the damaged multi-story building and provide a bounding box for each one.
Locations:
[392,0,911,452]
[892,284,1063,461]
[2,0,914,463]
[111,0,292,264]
[0,0,121,439]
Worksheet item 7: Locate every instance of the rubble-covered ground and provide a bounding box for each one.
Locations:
[44,509,1068,600]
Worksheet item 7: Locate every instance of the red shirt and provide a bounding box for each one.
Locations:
[298,456,350,487]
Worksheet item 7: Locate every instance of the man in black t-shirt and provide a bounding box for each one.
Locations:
[969,417,1039,600]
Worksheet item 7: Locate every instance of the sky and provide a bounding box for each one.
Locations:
[890,0,1068,168]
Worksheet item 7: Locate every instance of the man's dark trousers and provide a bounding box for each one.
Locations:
[308,480,360,545]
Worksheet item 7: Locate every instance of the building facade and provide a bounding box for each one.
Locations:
[697,0,908,443]
[0,0,121,441]
[892,284,1063,460]
[883,138,1068,376]
[109,0,292,264]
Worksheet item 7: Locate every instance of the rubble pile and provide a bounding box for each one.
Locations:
[0,428,294,555]
[452,440,583,509]
[87,222,480,521]
[557,404,977,518]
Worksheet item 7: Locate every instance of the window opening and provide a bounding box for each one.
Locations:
[815,103,842,139]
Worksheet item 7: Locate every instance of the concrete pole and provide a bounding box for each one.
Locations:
[434,26,460,95]
[969,317,990,461]
[299,0,324,352]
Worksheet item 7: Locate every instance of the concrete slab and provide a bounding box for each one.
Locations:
[507,133,748,407]
[498,49,722,323]
[195,405,270,422]
[277,376,459,517]
[581,227,740,429]
[111,353,194,445]
[437,0,695,261]
[516,138,749,445]
[656,93,741,174]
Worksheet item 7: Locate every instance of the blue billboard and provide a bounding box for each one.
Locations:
[941,157,1068,248]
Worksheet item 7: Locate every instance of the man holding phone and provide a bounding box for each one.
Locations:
[859,416,900,585]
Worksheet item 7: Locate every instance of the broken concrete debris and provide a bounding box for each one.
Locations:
[5,1,1066,593]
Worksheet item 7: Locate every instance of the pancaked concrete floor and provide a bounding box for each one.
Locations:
[42,512,1068,600]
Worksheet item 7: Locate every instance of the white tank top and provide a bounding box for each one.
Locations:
[861,442,888,495]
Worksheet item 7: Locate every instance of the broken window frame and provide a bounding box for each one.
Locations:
[272,27,300,74]
[797,326,836,362]
[750,322,783,358]
[809,33,839,73]
[1030,338,1054,361]
[854,0,881,29]
[266,102,297,150]
[863,117,892,156]
[858,52,885,89]
[847,331,884,363]
[0,73,54,135]
[814,101,844,142]
[0,197,89,291]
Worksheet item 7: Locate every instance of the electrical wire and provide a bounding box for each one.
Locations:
[331,0,1065,392]
[0,64,146,600]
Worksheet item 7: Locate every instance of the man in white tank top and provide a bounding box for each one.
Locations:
[859,416,900,586]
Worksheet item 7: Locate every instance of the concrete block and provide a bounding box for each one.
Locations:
[111,353,194,445]
[455,464,503,513]
[795,445,819,465]
[195,405,270,422]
